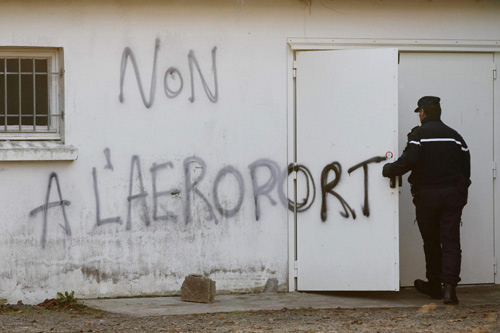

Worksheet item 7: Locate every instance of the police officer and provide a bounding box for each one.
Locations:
[382,96,470,305]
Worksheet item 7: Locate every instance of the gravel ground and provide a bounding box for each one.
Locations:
[1,302,499,332]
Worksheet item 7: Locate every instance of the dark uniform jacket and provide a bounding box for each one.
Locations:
[383,115,470,189]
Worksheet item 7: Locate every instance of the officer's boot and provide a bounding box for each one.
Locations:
[414,279,443,299]
[443,283,459,305]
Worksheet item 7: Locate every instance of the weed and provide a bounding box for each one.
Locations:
[57,291,77,306]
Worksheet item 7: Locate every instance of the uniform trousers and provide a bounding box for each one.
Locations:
[414,186,467,286]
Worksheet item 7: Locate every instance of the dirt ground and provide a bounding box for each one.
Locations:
[1,301,499,332]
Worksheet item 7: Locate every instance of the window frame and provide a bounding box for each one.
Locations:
[0,47,64,141]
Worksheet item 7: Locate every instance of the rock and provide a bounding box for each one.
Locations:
[263,278,279,293]
[181,275,216,303]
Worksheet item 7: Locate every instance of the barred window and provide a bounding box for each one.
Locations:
[0,48,63,140]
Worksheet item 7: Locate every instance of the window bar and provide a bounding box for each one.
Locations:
[33,58,36,131]
[18,58,21,131]
[47,59,50,131]
[3,59,6,131]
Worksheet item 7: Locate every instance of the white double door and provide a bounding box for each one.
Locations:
[294,49,495,290]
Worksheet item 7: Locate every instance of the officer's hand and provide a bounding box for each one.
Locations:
[382,164,392,178]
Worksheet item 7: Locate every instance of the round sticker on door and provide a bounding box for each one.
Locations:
[385,151,394,159]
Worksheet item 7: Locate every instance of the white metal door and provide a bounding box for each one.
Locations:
[295,49,399,291]
[399,53,495,286]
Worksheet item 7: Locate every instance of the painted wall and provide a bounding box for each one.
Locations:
[0,0,499,303]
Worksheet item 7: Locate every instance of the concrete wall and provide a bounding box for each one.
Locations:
[0,0,499,303]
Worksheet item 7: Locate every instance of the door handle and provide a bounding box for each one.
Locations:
[390,175,402,188]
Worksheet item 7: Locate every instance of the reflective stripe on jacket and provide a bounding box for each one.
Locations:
[384,115,470,189]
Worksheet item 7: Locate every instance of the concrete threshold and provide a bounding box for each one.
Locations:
[82,285,500,317]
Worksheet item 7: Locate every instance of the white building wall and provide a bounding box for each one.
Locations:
[0,0,499,303]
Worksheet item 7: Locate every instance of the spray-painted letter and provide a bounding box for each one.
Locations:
[188,47,218,103]
[347,156,387,217]
[248,159,280,221]
[164,67,183,98]
[29,173,72,249]
[278,164,316,213]
[127,155,150,230]
[150,162,179,222]
[103,147,114,170]
[183,156,218,224]
[321,162,356,221]
[213,166,245,218]
[92,167,122,227]
[119,39,160,108]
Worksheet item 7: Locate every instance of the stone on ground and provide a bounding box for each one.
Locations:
[263,278,279,293]
[181,275,216,303]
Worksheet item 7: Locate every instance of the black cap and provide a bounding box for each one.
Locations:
[414,96,441,113]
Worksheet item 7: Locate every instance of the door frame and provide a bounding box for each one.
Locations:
[286,38,500,291]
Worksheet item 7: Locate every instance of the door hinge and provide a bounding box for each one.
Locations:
[494,62,497,80]
[494,258,497,274]
[293,162,298,180]
[294,261,298,277]
[293,60,297,78]
[493,161,497,179]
